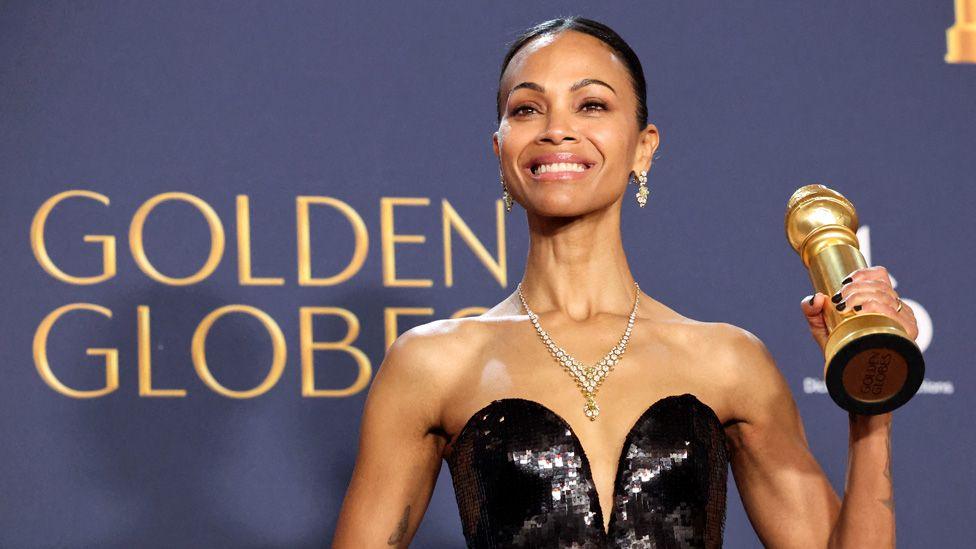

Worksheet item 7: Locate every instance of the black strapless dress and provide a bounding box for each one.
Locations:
[445,393,729,548]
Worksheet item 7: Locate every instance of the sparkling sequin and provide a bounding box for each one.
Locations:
[445,393,729,548]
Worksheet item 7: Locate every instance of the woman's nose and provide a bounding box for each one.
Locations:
[537,109,578,145]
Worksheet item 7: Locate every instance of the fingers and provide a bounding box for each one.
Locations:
[831,284,900,312]
[800,292,830,351]
[803,266,919,343]
[833,266,899,312]
[840,265,893,289]
[840,294,901,317]
[801,292,826,316]
[831,266,919,340]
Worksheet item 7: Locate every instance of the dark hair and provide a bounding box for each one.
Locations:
[496,17,649,130]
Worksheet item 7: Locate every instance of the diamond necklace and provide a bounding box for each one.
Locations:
[516,281,640,421]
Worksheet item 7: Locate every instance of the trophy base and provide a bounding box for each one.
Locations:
[825,331,924,415]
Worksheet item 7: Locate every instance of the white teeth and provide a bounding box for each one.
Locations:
[532,162,587,175]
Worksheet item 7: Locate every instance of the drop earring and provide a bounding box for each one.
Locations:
[500,171,513,212]
[635,169,650,207]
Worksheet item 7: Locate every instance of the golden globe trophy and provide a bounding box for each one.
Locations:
[784,184,924,414]
[946,0,976,64]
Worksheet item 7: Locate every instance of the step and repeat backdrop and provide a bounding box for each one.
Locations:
[1,2,972,547]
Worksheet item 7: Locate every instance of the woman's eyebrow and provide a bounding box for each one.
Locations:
[570,78,616,94]
[508,78,617,98]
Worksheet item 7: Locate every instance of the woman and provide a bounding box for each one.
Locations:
[333,17,916,548]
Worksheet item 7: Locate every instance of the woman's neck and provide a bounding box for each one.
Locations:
[519,212,638,322]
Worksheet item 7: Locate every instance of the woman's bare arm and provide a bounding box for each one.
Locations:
[721,323,895,548]
[332,325,451,548]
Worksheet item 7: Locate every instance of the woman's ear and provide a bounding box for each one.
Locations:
[492,131,501,158]
[633,123,659,173]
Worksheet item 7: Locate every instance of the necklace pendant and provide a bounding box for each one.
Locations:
[583,397,600,421]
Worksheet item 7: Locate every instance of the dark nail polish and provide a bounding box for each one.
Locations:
[842,276,852,285]
[831,292,842,303]
[835,301,846,311]
[853,304,862,311]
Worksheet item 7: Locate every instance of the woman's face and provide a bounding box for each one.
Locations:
[494,30,658,217]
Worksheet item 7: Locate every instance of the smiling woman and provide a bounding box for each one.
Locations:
[491,19,658,221]
[332,15,911,549]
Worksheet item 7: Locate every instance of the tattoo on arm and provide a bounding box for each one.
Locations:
[878,421,894,513]
[387,504,411,546]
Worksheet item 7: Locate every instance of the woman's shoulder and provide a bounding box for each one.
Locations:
[380,315,502,391]
[641,312,782,424]
[671,317,776,375]
[641,295,771,363]
[393,314,495,351]
[638,299,779,390]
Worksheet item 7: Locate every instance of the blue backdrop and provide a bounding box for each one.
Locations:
[1,1,972,547]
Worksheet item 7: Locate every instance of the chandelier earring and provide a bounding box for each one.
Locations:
[500,170,514,213]
[634,169,650,208]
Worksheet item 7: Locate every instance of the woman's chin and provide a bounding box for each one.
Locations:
[526,200,603,219]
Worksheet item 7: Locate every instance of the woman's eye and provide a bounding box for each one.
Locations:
[511,105,538,116]
[581,101,607,112]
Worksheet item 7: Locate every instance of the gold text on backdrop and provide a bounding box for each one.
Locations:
[29,189,505,398]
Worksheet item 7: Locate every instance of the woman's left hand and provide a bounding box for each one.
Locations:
[801,265,919,353]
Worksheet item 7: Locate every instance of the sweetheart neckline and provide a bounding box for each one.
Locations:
[446,392,727,538]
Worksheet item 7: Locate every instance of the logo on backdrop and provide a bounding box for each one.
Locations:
[29,189,508,399]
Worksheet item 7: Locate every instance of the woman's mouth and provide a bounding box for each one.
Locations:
[532,162,587,174]
[526,160,594,181]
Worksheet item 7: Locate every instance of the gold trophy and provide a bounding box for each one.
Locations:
[946,0,976,64]
[785,184,924,414]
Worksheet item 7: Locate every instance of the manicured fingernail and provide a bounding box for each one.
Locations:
[808,295,815,305]
[853,304,862,311]
[835,301,846,311]
[842,276,852,285]
[831,292,842,303]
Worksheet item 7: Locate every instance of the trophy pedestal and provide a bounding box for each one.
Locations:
[823,312,925,414]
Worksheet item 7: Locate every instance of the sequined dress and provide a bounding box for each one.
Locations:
[445,393,729,548]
